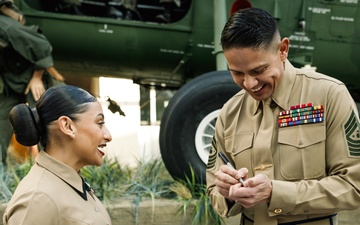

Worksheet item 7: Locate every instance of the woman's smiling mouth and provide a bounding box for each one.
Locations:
[97,145,106,155]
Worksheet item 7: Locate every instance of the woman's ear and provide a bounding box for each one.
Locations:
[58,116,75,139]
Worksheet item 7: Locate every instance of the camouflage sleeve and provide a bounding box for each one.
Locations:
[7,21,53,69]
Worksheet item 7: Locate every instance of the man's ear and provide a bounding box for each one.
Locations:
[58,116,75,138]
[279,38,289,61]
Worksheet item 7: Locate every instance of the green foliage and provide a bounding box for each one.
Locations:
[1,156,222,225]
[0,167,14,204]
[81,157,175,203]
[170,166,223,225]
[125,157,175,200]
[81,157,176,225]
[0,160,32,203]
[81,157,131,203]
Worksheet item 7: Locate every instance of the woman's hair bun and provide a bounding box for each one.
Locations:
[9,103,40,146]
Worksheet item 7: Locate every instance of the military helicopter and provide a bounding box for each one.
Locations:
[11,0,360,183]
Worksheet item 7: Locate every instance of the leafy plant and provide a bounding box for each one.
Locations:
[0,159,32,203]
[81,157,175,201]
[81,156,176,225]
[0,166,14,204]
[81,157,131,203]
[125,157,175,199]
[170,166,223,225]
[1,156,222,225]
[123,157,176,224]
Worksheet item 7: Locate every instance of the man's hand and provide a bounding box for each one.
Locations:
[24,69,45,101]
[214,166,248,199]
[47,67,64,81]
[229,174,272,208]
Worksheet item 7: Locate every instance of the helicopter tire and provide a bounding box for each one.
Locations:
[159,70,240,184]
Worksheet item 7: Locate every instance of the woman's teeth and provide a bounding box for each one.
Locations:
[98,147,105,155]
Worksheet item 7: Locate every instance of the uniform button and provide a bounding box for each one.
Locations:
[260,164,266,170]
[298,141,303,146]
[95,206,100,212]
[274,208,282,214]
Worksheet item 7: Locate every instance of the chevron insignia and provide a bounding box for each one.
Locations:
[207,138,218,169]
[344,110,360,157]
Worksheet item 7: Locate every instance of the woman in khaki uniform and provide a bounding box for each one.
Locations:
[3,85,112,225]
[206,8,360,225]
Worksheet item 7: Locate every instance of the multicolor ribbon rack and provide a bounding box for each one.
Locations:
[278,103,324,127]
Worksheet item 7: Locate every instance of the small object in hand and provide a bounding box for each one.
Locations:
[218,152,245,185]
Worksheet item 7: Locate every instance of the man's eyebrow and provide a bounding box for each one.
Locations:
[97,113,104,119]
[229,68,242,73]
[251,64,268,71]
[229,64,268,73]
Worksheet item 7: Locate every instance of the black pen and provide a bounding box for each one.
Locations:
[218,152,244,185]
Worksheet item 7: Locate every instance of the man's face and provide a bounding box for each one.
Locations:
[224,38,289,101]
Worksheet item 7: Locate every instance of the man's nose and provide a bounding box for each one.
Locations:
[243,75,258,89]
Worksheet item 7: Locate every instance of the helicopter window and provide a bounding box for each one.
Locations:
[24,0,191,23]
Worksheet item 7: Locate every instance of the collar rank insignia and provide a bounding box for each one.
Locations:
[278,103,324,127]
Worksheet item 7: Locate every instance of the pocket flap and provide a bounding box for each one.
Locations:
[278,124,325,148]
[225,133,254,156]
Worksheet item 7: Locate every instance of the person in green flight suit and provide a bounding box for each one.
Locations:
[0,0,64,166]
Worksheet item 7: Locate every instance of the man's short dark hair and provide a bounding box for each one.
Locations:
[221,8,279,51]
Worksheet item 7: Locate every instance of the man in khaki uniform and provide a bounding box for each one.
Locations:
[206,8,360,225]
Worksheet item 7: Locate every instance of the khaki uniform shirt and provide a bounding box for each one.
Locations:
[3,151,112,225]
[206,60,360,224]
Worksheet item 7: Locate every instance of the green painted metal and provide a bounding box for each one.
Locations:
[13,0,233,88]
[213,0,228,71]
[12,0,360,97]
[249,0,360,98]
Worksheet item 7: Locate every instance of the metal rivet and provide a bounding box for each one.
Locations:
[274,208,282,214]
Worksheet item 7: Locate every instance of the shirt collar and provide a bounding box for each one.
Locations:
[35,151,84,193]
[271,59,297,111]
[252,96,262,115]
[250,60,296,114]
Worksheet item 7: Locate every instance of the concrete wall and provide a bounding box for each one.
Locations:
[0,199,239,225]
[1,200,360,225]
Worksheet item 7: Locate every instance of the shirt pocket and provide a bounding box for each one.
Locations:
[225,133,254,174]
[278,124,326,180]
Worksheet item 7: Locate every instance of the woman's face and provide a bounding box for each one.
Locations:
[72,101,112,167]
